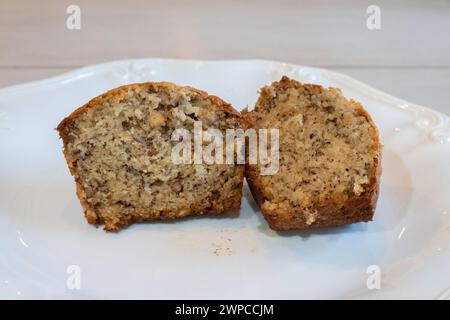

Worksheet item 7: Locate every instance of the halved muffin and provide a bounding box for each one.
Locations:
[243,76,382,230]
[57,82,245,231]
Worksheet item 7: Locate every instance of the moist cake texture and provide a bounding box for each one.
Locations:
[243,76,382,230]
[57,82,245,231]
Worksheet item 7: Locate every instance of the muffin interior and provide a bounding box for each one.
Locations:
[58,84,244,230]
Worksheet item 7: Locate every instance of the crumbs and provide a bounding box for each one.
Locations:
[211,229,236,256]
[173,228,261,257]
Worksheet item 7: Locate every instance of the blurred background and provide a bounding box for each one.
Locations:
[1,0,449,114]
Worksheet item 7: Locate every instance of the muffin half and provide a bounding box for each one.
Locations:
[57,82,245,231]
[243,76,382,230]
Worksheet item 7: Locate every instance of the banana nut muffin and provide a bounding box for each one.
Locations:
[57,82,245,231]
[243,76,382,230]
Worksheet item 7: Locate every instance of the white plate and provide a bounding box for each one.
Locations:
[0,59,449,300]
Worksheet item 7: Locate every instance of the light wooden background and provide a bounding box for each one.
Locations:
[1,0,449,115]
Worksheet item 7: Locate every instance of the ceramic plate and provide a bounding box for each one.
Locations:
[0,59,449,299]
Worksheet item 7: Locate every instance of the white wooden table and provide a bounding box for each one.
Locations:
[1,0,449,115]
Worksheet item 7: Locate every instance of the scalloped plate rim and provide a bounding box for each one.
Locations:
[0,58,448,122]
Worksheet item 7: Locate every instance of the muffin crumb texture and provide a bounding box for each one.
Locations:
[243,76,382,230]
[57,82,245,231]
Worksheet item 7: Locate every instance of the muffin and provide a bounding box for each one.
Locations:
[57,82,245,231]
[243,76,382,230]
